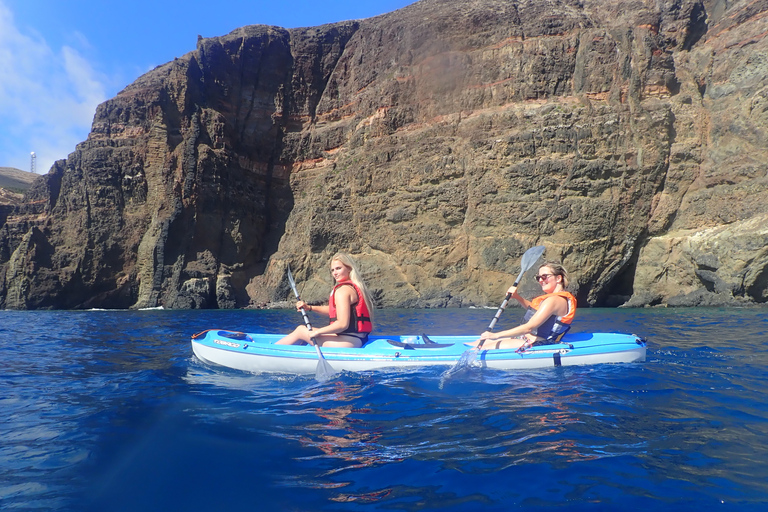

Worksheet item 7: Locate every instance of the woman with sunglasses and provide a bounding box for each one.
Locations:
[276,253,375,348]
[473,262,577,350]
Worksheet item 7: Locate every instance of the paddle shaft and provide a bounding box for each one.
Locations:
[486,268,528,330]
[286,265,337,381]
[477,245,545,350]
[286,267,321,349]
[297,303,315,333]
[487,293,512,331]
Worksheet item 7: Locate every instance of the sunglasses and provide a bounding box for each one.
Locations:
[535,273,555,282]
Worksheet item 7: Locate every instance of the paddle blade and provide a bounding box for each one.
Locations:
[314,345,336,381]
[286,265,300,299]
[513,245,546,285]
[521,245,545,271]
[439,348,479,388]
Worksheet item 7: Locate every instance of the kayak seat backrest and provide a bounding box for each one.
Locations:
[217,330,250,341]
[545,324,570,344]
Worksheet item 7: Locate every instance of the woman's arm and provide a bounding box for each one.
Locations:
[507,285,530,309]
[298,300,329,315]
[480,295,561,340]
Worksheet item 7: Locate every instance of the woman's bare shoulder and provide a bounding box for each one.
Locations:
[335,283,358,300]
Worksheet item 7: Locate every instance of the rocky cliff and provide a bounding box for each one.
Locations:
[1,0,766,310]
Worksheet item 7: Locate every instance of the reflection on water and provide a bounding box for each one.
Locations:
[297,383,389,467]
[275,381,399,503]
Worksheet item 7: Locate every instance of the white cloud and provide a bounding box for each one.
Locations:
[0,1,108,174]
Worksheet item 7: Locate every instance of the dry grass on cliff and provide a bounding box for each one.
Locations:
[0,167,37,206]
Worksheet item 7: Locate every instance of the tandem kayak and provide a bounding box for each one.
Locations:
[191,330,646,374]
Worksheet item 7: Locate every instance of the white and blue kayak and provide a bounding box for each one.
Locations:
[191,330,646,374]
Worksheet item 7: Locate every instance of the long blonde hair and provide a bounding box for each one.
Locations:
[330,252,376,324]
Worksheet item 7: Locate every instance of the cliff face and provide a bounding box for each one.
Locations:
[1,0,766,310]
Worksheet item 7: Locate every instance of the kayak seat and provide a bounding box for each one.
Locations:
[217,330,251,341]
[386,340,416,349]
[386,337,454,349]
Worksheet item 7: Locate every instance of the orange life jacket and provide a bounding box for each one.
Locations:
[328,281,373,334]
[522,291,577,342]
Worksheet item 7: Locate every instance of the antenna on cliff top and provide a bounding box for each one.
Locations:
[30,152,36,174]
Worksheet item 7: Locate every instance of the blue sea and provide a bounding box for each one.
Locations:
[2,307,767,511]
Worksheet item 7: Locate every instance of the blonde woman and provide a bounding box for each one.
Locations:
[276,253,375,348]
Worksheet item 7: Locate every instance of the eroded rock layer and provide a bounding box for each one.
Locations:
[1,0,766,309]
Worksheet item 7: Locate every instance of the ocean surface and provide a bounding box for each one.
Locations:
[1,307,767,511]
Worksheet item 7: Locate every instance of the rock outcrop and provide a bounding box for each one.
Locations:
[0,167,37,208]
[1,0,766,310]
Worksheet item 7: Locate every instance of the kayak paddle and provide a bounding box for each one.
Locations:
[287,265,336,381]
[469,245,546,361]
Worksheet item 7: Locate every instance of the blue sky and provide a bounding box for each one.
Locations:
[0,0,415,175]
